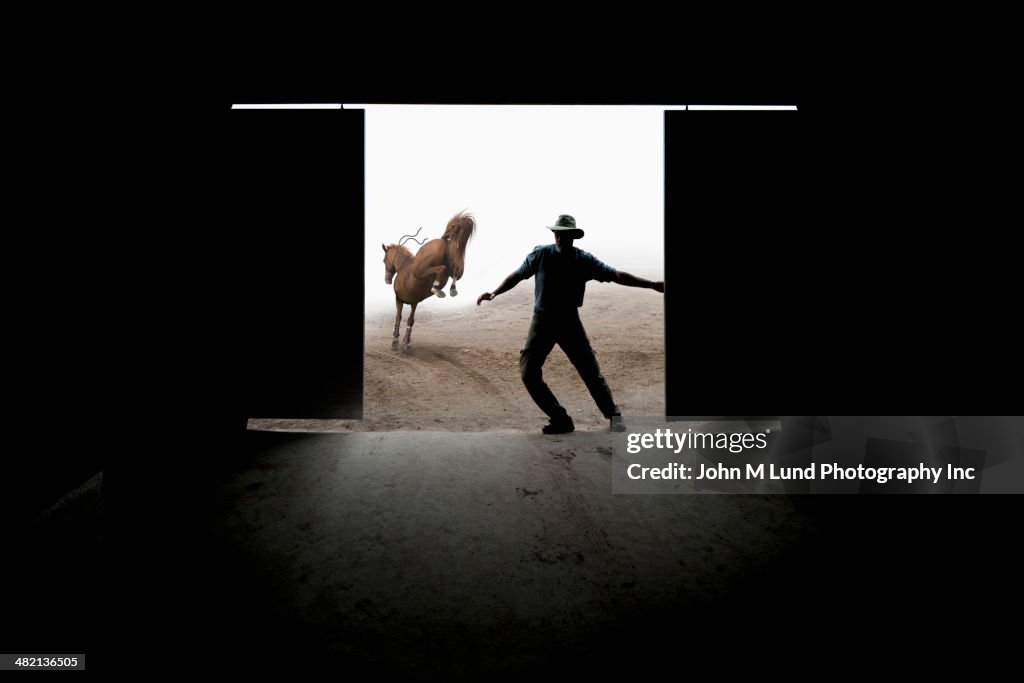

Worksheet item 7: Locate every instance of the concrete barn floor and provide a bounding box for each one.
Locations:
[21,425,1018,677]
[183,427,818,676]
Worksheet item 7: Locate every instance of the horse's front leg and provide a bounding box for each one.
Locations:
[393,298,403,346]
[403,303,418,348]
[449,278,458,297]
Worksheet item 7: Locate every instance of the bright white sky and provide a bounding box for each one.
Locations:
[365,105,664,313]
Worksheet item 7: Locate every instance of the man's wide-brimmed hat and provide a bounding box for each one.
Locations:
[546,214,584,239]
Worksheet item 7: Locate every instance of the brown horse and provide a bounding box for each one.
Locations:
[382,211,476,347]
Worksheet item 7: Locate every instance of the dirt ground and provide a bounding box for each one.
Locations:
[250,277,664,433]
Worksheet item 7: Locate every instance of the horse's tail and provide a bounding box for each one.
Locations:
[442,210,475,280]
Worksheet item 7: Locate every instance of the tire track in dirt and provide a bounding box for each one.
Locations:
[365,347,514,403]
[364,344,532,430]
[408,347,506,398]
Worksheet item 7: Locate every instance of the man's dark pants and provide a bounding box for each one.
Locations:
[519,310,618,422]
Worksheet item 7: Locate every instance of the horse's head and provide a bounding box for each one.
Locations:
[382,243,397,285]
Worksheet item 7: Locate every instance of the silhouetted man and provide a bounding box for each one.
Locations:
[477,215,664,434]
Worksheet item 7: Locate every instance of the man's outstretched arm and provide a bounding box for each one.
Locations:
[612,271,664,293]
[477,272,524,305]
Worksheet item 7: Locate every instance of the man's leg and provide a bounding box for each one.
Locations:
[520,314,572,427]
[559,316,619,419]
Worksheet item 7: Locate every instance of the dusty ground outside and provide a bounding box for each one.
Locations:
[250,274,664,433]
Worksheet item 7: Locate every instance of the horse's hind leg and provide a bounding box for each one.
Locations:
[412,257,449,298]
[403,302,418,348]
[425,265,448,298]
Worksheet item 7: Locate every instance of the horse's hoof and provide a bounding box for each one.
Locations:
[391,338,399,348]
[450,288,458,297]
[433,290,446,298]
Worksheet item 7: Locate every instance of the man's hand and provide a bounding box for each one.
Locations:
[652,281,664,293]
[478,272,523,305]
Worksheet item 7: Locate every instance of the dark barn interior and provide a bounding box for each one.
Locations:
[6,87,1018,676]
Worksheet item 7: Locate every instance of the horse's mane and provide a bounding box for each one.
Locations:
[441,210,475,280]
